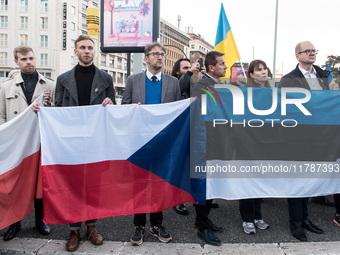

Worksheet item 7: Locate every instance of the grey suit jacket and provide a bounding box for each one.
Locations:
[55,65,115,107]
[122,71,181,104]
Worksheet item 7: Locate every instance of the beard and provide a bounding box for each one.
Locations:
[78,55,93,65]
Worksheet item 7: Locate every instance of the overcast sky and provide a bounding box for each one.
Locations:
[160,0,340,75]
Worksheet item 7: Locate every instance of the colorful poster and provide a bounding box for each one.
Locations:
[102,0,154,48]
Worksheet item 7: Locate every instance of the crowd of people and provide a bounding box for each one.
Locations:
[1,36,339,251]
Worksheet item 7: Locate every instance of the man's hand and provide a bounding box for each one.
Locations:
[102,97,113,106]
[190,58,200,73]
[200,66,206,74]
[31,102,44,114]
[43,92,52,105]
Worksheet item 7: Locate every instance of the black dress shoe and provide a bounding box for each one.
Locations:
[290,223,307,242]
[36,219,50,235]
[311,196,334,206]
[197,229,221,246]
[302,220,323,234]
[210,202,219,208]
[3,221,21,241]
[207,219,223,232]
[173,204,188,215]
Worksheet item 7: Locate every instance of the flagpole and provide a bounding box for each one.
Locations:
[239,60,247,82]
[273,0,279,87]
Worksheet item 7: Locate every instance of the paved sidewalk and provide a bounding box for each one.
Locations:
[1,238,340,255]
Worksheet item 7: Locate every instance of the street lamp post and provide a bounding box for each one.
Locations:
[164,44,187,59]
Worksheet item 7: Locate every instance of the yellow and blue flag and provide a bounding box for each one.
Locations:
[214,3,240,79]
[326,63,333,85]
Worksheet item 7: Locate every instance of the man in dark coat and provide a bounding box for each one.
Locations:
[279,41,328,242]
[32,34,114,252]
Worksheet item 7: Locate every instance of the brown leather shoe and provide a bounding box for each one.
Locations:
[66,230,80,252]
[86,226,103,245]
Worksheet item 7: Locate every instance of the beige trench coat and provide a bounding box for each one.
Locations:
[0,72,55,124]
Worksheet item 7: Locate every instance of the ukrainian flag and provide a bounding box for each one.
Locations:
[214,3,240,79]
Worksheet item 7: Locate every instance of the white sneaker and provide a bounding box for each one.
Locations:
[242,222,256,234]
[254,219,269,230]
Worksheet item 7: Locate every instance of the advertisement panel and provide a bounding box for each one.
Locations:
[101,0,160,53]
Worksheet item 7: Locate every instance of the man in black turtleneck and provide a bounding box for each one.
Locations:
[0,45,55,241]
[33,34,115,252]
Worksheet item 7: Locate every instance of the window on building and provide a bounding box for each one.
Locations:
[20,16,28,29]
[82,3,87,13]
[71,39,75,48]
[191,52,195,58]
[40,35,48,47]
[0,71,5,77]
[101,54,106,65]
[0,52,7,64]
[21,0,28,12]
[70,56,74,65]
[71,6,75,14]
[40,17,48,29]
[20,34,28,45]
[0,16,7,28]
[41,72,51,77]
[71,22,75,31]
[0,0,8,11]
[0,34,7,46]
[41,0,48,12]
[40,53,47,66]
[191,44,195,49]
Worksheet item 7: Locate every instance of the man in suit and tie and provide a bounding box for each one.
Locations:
[192,51,227,246]
[279,41,327,242]
[122,42,181,245]
[32,34,115,252]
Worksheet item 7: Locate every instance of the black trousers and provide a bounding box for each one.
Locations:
[134,212,163,227]
[195,199,213,231]
[287,198,309,224]
[239,198,262,222]
[334,193,340,214]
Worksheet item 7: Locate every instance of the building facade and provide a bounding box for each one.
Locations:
[160,18,190,75]
[0,0,129,90]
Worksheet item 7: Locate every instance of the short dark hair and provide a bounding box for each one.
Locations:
[171,58,190,78]
[74,35,95,48]
[13,45,34,60]
[246,59,272,88]
[205,51,224,73]
[144,42,166,56]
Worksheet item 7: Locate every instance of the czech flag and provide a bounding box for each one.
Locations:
[214,3,241,79]
[38,99,202,224]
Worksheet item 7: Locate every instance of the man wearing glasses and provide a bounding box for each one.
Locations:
[122,42,181,246]
[279,41,329,89]
[279,41,329,242]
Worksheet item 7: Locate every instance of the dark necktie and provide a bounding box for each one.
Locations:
[151,76,157,82]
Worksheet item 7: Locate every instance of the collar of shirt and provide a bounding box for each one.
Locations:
[146,70,162,81]
[204,73,222,84]
[298,65,317,78]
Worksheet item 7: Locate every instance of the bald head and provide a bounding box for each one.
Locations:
[295,41,314,54]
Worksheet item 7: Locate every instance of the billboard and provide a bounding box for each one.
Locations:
[100,0,160,53]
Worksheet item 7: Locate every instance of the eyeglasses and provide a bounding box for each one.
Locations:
[147,52,167,58]
[298,49,318,55]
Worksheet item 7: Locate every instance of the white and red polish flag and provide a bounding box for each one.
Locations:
[38,99,199,224]
[0,97,42,230]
